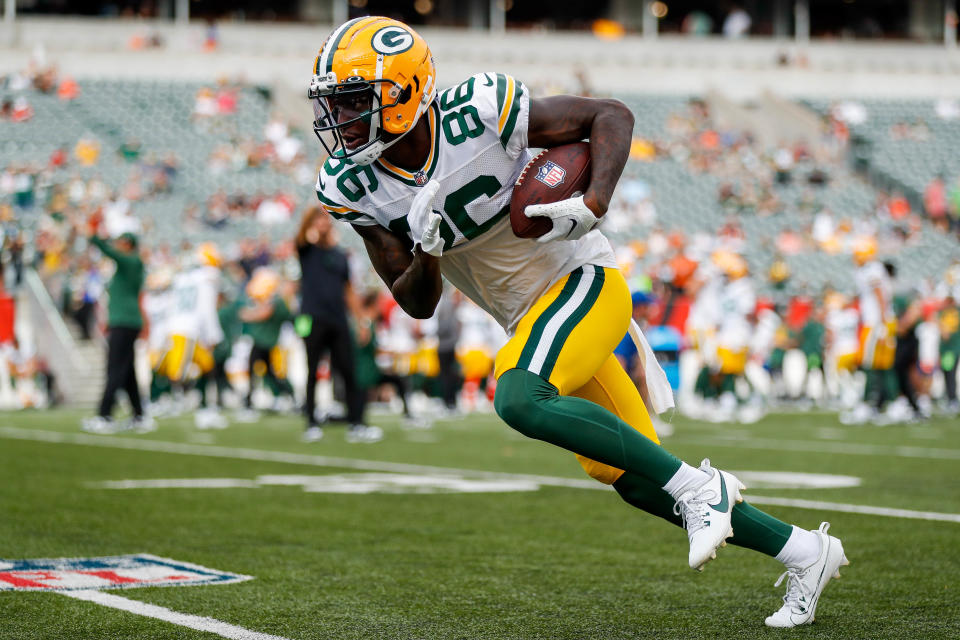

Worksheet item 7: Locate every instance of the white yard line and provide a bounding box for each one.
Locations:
[4,426,960,524]
[60,589,292,640]
[0,427,600,489]
[688,435,960,460]
[743,496,960,524]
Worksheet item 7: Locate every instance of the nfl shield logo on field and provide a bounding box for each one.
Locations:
[534,161,566,188]
[414,170,428,186]
[0,554,252,591]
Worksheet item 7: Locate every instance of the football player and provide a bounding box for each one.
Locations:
[158,243,224,428]
[824,292,861,409]
[309,17,848,626]
[841,237,897,424]
[713,251,756,421]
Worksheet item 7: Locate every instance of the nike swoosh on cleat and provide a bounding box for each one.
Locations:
[709,474,730,512]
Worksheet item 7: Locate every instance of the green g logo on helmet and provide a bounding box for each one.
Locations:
[371,26,414,55]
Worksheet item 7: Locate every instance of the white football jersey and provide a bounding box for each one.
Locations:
[916,320,940,371]
[750,308,781,361]
[687,265,724,334]
[166,266,223,347]
[316,73,615,334]
[143,290,171,352]
[855,260,892,328]
[717,276,756,350]
[826,307,860,357]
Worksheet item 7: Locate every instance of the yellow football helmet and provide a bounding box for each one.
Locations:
[247,267,280,302]
[712,250,748,280]
[852,236,877,266]
[309,16,437,165]
[197,242,222,268]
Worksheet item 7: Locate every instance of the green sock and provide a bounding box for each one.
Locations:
[720,374,736,395]
[150,375,170,402]
[197,376,209,408]
[494,368,682,487]
[863,369,876,404]
[613,471,792,557]
[883,369,900,400]
[694,367,711,397]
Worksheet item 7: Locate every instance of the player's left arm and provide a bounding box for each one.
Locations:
[527,95,635,217]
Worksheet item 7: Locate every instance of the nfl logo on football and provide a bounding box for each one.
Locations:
[414,170,428,186]
[534,161,565,188]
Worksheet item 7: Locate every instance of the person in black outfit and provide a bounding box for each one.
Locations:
[296,206,381,443]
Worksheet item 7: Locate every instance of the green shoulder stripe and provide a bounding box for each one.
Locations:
[495,73,508,116]
[499,80,525,148]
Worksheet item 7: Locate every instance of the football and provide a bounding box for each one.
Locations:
[510,141,592,239]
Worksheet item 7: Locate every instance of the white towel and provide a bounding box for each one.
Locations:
[628,320,675,415]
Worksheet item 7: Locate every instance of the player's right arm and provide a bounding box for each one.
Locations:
[352,223,442,319]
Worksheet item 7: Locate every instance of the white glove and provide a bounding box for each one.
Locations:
[524,195,600,243]
[407,180,444,257]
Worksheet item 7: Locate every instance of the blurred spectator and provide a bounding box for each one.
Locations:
[57,76,80,101]
[204,20,219,52]
[11,97,33,122]
[682,11,714,36]
[193,88,217,120]
[216,83,237,115]
[74,136,101,167]
[722,4,751,38]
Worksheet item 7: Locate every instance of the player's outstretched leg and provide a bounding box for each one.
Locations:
[614,470,849,626]
[495,367,742,570]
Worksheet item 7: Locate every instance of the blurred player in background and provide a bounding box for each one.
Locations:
[158,242,225,429]
[614,289,674,436]
[143,267,173,415]
[842,237,897,424]
[940,301,960,414]
[824,292,861,409]
[239,267,289,421]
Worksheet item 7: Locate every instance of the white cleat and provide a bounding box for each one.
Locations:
[301,425,324,443]
[345,424,384,444]
[765,522,849,628]
[81,416,120,434]
[195,408,228,430]
[673,459,745,571]
[129,415,157,434]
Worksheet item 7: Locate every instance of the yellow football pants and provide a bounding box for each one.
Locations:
[269,346,288,380]
[494,265,659,485]
[156,335,214,382]
[859,320,897,370]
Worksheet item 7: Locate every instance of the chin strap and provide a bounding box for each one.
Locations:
[352,54,437,167]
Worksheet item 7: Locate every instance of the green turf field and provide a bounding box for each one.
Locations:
[1,408,958,639]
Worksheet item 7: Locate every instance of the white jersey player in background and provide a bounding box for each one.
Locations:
[158,243,225,428]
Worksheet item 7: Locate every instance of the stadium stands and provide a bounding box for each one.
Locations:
[4,75,957,302]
